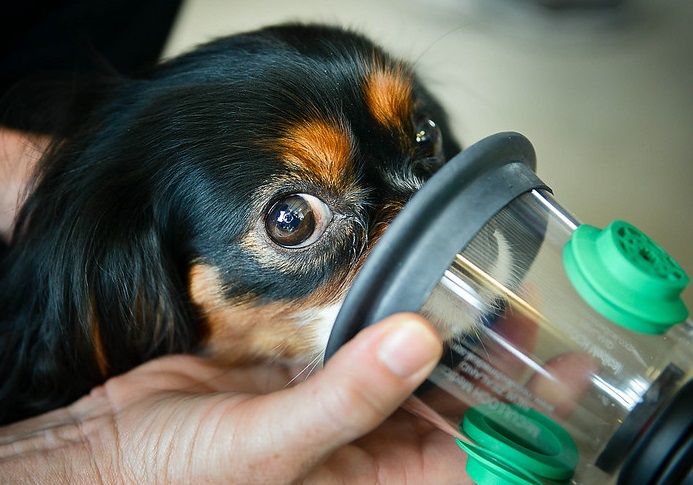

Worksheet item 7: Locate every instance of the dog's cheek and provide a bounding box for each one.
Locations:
[188,263,348,365]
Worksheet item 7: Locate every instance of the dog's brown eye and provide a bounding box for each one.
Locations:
[265,194,332,248]
[414,115,442,158]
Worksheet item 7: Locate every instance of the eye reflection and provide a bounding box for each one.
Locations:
[265,194,332,248]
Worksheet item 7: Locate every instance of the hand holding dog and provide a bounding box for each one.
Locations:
[1,314,470,484]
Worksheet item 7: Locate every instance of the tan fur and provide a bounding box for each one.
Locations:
[275,119,356,189]
[363,64,413,134]
[189,263,355,364]
[90,314,109,377]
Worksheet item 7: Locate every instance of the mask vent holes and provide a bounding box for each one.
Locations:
[615,224,682,281]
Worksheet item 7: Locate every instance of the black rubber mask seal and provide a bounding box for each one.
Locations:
[324,132,548,362]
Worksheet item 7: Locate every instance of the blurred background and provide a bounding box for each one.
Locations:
[164,0,692,308]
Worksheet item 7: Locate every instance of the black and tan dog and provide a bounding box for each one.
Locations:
[0,23,460,424]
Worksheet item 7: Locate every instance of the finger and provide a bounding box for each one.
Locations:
[233,313,443,481]
[315,312,444,438]
[527,352,598,418]
[103,354,297,409]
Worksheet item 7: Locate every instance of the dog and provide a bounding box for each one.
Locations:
[0,23,461,424]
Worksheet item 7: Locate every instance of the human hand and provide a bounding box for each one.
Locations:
[0,127,47,242]
[1,313,471,484]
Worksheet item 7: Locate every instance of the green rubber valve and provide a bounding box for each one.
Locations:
[457,404,578,484]
[563,220,689,334]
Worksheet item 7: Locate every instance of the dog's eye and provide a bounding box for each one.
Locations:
[414,115,442,158]
[265,194,333,248]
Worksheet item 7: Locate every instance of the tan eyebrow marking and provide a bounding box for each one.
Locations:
[275,119,355,187]
[363,63,413,132]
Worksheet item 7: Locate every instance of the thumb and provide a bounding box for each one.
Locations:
[311,312,443,440]
[244,313,443,479]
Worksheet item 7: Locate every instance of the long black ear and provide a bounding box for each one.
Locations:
[0,155,196,424]
[87,217,197,372]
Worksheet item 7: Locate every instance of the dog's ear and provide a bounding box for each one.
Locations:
[0,169,195,423]
[86,219,197,371]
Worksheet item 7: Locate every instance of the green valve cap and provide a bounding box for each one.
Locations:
[457,404,578,484]
[563,220,690,334]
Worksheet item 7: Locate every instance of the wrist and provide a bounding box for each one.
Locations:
[0,395,121,484]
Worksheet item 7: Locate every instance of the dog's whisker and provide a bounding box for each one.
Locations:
[285,352,323,388]
[303,353,324,382]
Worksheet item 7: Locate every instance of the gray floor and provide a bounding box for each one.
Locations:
[165,0,693,309]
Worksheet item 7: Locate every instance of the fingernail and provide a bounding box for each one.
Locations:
[377,320,440,378]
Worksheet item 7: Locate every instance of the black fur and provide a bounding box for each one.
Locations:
[0,24,460,424]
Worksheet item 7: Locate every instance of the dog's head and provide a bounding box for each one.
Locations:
[1,23,460,419]
[176,24,461,365]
